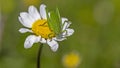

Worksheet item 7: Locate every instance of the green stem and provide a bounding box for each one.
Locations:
[37,43,43,68]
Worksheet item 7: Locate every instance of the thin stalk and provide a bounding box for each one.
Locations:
[37,43,43,68]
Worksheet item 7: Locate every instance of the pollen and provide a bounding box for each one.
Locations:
[32,19,55,39]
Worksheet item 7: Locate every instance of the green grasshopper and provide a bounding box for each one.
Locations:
[46,8,62,38]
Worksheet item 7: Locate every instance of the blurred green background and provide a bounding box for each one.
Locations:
[1,0,120,68]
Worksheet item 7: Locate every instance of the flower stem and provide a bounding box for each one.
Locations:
[37,43,43,68]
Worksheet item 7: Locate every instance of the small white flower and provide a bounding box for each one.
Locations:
[18,4,74,52]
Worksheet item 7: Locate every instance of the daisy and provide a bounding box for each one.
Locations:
[18,4,74,52]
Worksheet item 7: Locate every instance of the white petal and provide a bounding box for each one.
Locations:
[62,17,68,24]
[18,16,24,26]
[63,28,74,36]
[53,37,66,41]
[48,12,50,17]
[24,35,40,49]
[47,39,59,52]
[18,16,31,28]
[19,28,33,33]
[19,12,34,28]
[28,6,41,21]
[39,37,47,43]
[62,21,71,31]
[22,12,34,22]
[40,4,47,19]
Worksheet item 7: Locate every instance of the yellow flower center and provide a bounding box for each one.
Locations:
[32,19,55,39]
[63,52,80,68]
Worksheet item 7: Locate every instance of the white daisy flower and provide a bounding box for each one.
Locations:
[18,4,74,52]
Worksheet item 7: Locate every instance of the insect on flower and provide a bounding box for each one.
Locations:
[18,4,74,52]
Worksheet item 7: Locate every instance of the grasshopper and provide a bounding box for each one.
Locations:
[46,7,70,40]
[46,8,62,37]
